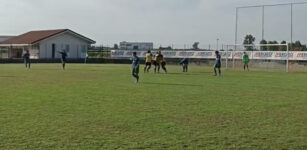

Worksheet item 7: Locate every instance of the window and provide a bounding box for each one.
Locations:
[81,45,86,53]
[66,44,70,52]
[133,46,139,50]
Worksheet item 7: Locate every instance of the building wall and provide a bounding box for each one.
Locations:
[39,33,89,59]
[120,42,153,50]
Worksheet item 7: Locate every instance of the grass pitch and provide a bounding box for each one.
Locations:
[0,64,306,149]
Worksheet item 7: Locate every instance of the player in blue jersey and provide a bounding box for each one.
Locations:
[214,51,221,76]
[132,52,140,83]
[180,57,189,72]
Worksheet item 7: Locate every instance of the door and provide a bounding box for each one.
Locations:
[52,44,56,59]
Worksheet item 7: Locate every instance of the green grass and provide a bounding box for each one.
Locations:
[0,64,306,149]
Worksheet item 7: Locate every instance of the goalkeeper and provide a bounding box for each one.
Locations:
[242,52,249,71]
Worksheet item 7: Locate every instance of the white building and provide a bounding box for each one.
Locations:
[0,29,95,59]
[120,41,153,50]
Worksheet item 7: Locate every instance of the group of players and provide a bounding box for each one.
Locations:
[131,50,168,83]
[131,50,250,83]
[144,51,168,74]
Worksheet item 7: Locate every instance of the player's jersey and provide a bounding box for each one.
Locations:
[23,53,30,60]
[132,56,140,67]
[243,54,249,63]
[145,53,152,63]
[180,58,189,64]
[215,54,221,65]
[156,54,164,63]
[152,55,157,61]
[59,52,67,60]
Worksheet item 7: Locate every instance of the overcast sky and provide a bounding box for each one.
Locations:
[0,0,306,48]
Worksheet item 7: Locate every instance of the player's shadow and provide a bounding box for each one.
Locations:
[142,82,203,87]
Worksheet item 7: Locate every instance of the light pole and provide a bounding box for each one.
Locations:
[216,38,219,51]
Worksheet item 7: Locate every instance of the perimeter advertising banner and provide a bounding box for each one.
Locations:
[111,50,307,61]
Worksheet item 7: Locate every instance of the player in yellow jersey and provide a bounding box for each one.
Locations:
[154,52,160,73]
[144,50,153,73]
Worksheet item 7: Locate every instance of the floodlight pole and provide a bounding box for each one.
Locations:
[226,45,229,70]
[286,44,289,72]
[234,7,238,69]
[216,38,219,51]
[291,3,293,46]
[262,5,265,40]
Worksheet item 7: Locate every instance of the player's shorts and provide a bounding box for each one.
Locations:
[153,61,159,66]
[145,62,152,66]
[243,61,249,65]
[214,63,221,68]
[24,59,30,63]
[132,65,140,74]
[61,58,67,63]
[161,61,166,67]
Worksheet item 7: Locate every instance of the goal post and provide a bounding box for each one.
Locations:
[223,43,290,72]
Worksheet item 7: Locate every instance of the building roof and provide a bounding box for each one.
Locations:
[0,29,95,45]
[0,36,16,42]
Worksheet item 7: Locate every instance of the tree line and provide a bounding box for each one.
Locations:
[243,34,307,51]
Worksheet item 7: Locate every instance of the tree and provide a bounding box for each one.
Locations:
[114,44,119,50]
[289,41,306,51]
[243,34,255,51]
[280,41,287,51]
[192,42,200,50]
[267,41,279,51]
[260,40,268,51]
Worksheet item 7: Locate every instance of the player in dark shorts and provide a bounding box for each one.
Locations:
[180,58,189,72]
[161,59,167,74]
[58,50,67,70]
[156,51,167,73]
[132,52,140,83]
[214,51,221,76]
[23,50,31,69]
[144,50,152,73]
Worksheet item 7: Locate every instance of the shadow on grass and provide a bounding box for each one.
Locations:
[167,72,212,76]
[0,76,17,78]
[142,82,203,87]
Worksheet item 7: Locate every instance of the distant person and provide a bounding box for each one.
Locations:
[144,50,152,73]
[214,51,221,76]
[131,52,140,83]
[242,52,250,71]
[156,51,167,73]
[23,50,31,69]
[58,50,67,70]
[180,58,189,72]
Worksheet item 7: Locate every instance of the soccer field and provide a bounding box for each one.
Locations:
[0,64,306,149]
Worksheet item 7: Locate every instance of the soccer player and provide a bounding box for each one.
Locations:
[214,51,221,76]
[58,50,67,70]
[156,51,167,73]
[132,52,140,83]
[180,58,189,72]
[23,50,31,69]
[144,50,152,73]
[161,58,167,74]
[153,52,160,73]
[242,52,250,71]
